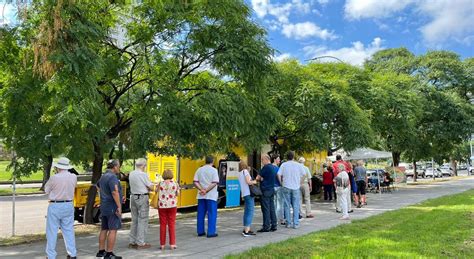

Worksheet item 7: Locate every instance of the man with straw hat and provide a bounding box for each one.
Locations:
[45,157,78,259]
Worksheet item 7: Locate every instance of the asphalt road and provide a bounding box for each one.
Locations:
[0,194,158,238]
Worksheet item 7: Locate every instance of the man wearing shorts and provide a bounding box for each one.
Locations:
[96,160,123,259]
[354,160,367,208]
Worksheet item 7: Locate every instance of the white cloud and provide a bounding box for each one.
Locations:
[251,0,311,23]
[251,1,336,41]
[303,37,384,66]
[273,53,292,62]
[344,0,415,20]
[418,0,474,45]
[282,22,337,40]
[343,0,474,45]
[317,0,330,5]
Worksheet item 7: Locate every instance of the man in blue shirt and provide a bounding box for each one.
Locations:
[257,154,278,232]
[96,160,123,259]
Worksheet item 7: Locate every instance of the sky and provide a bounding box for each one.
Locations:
[1,0,473,66]
[248,0,474,65]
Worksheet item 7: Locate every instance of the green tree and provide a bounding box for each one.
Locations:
[7,0,277,223]
[266,60,372,155]
[366,72,421,166]
[363,48,421,166]
[0,27,65,190]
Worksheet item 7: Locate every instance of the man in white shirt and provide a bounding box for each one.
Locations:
[277,151,306,228]
[45,157,78,259]
[128,158,154,249]
[193,156,219,238]
[298,157,313,218]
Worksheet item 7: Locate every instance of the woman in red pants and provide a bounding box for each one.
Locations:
[158,169,180,250]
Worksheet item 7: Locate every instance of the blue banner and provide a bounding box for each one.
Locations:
[225,161,241,207]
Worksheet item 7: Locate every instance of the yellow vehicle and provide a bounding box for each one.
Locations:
[72,148,327,222]
[146,148,327,208]
[73,181,127,222]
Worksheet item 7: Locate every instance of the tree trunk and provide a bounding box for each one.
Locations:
[413,160,417,182]
[40,155,53,191]
[84,140,104,224]
[450,159,457,176]
[392,151,401,167]
[118,141,124,166]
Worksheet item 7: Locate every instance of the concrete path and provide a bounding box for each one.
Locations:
[1,176,473,259]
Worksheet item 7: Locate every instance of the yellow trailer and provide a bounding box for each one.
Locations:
[147,154,223,207]
[73,181,127,222]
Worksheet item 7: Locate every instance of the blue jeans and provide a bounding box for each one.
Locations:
[197,199,218,236]
[274,186,285,222]
[283,187,301,227]
[243,195,255,227]
[46,202,76,259]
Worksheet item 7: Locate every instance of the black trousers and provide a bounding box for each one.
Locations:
[323,184,333,200]
[260,188,277,230]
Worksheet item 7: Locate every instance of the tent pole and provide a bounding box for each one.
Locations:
[376,158,381,196]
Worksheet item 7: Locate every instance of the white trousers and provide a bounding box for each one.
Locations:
[336,187,350,217]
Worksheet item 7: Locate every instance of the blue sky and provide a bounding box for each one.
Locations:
[2,0,473,65]
[248,0,474,65]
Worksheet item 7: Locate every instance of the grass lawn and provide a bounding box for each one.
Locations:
[227,189,474,258]
[0,159,137,182]
[0,187,44,196]
[0,161,43,182]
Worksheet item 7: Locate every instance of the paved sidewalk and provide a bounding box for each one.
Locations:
[1,177,473,259]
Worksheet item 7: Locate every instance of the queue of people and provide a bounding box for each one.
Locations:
[44,153,372,258]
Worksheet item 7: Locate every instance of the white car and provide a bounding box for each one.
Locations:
[439,165,454,177]
[404,164,425,178]
[424,168,442,178]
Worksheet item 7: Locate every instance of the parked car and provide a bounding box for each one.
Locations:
[424,167,442,178]
[367,169,385,183]
[404,163,425,178]
[439,165,454,177]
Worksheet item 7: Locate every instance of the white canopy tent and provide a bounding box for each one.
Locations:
[343,148,393,194]
[344,148,392,160]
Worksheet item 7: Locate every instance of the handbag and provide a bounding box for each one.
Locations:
[150,185,160,209]
[249,184,262,197]
[243,170,262,197]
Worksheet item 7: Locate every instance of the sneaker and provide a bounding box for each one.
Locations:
[247,230,256,235]
[104,252,122,259]
[280,221,286,226]
[197,232,206,237]
[242,231,256,237]
[257,228,270,233]
[293,225,300,229]
[349,210,354,213]
[306,215,314,218]
[96,250,106,258]
[335,209,342,213]
[357,204,362,208]
[136,243,151,249]
[207,233,218,238]
[128,243,138,249]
